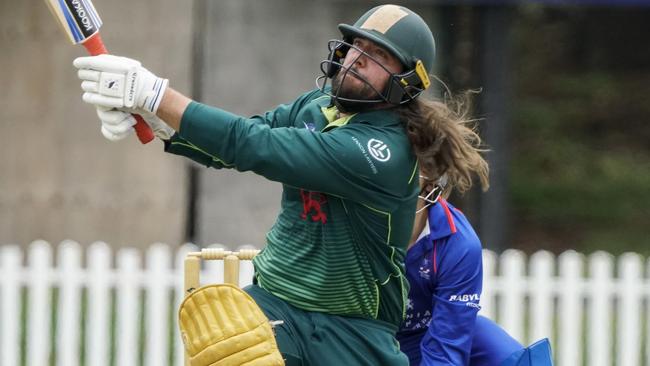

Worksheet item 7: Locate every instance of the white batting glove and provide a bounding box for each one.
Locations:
[96,106,175,142]
[74,54,168,114]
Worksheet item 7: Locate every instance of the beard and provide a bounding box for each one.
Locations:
[330,69,383,113]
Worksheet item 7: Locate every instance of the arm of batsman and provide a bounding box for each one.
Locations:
[96,106,175,141]
[73,54,168,114]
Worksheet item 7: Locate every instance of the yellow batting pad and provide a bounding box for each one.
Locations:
[179,284,284,366]
[360,5,408,34]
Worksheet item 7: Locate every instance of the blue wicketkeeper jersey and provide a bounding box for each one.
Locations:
[397,199,524,365]
[396,198,556,366]
[396,198,483,365]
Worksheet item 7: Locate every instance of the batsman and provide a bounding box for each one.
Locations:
[73,4,489,365]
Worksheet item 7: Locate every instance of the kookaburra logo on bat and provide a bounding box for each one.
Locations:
[67,0,97,34]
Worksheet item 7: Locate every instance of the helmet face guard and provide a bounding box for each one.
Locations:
[316,39,427,108]
[416,174,448,213]
[316,5,435,110]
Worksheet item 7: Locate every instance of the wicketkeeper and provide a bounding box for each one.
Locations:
[398,174,553,365]
[73,4,489,365]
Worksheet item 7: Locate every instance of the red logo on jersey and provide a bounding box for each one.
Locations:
[300,190,328,224]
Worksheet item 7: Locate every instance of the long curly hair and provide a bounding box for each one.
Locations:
[398,90,490,196]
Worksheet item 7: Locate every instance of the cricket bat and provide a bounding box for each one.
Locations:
[44,0,155,144]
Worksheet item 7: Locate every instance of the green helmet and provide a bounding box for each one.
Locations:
[338,4,436,90]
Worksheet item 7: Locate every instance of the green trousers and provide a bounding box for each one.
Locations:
[244,285,409,366]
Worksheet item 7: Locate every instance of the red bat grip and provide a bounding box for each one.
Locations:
[82,33,155,144]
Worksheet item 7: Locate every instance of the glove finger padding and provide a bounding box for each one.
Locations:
[96,107,135,141]
[96,107,135,127]
[83,92,124,109]
[101,124,135,141]
[74,54,141,74]
[179,284,285,366]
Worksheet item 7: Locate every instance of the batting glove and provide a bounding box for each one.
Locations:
[96,106,175,142]
[74,54,168,114]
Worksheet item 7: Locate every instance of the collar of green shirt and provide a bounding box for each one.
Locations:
[318,97,402,132]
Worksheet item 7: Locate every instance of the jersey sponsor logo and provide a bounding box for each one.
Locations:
[403,309,432,329]
[351,137,378,174]
[367,139,391,162]
[448,293,480,302]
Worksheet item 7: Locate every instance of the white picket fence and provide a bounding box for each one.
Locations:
[1,242,649,366]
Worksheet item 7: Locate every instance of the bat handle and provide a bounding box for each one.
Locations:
[131,114,155,143]
[82,32,109,55]
[82,33,156,144]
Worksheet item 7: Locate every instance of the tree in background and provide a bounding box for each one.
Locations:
[510,5,650,255]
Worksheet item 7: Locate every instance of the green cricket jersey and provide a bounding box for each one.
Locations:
[165,89,419,327]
